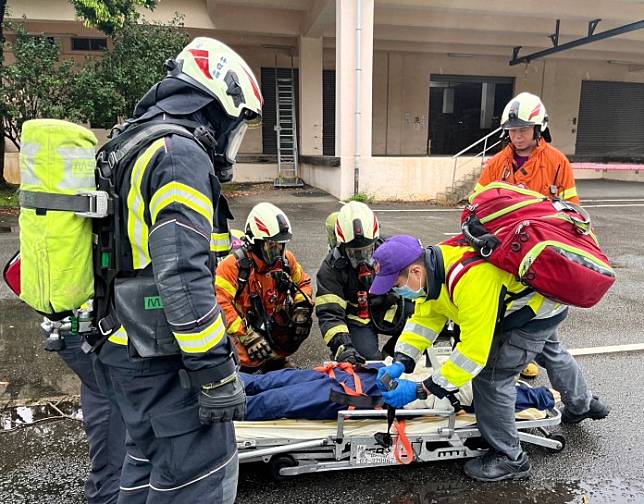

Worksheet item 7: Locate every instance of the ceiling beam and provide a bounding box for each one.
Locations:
[215,0,311,11]
[373,24,644,57]
[510,19,644,65]
[375,0,644,24]
[360,39,644,66]
[302,0,334,37]
[209,3,303,36]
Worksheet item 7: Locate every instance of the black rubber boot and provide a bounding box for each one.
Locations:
[463,451,531,482]
[561,395,610,424]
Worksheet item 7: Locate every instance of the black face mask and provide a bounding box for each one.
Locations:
[191,125,234,183]
[194,102,247,182]
[192,104,240,183]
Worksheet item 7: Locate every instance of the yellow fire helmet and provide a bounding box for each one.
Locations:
[172,37,263,124]
[335,201,380,247]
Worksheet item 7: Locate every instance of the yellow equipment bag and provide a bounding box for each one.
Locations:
[18,119,97,316]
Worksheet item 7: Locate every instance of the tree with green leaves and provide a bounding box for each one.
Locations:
[74,15,189,128]
[0,23,81,149]
[0,0,9,187]
[70,0,158,34]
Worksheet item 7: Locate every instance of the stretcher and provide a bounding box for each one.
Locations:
[236,347,565,478]
[236,400,564,478]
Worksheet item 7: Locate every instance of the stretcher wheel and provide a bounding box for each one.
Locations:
[546,433,566,453]
[269,455,297,481]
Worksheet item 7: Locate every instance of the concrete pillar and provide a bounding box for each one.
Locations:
[386,52,403,155]
[480,82,495,130]
[298,36,323,156]
[335,0,374,198]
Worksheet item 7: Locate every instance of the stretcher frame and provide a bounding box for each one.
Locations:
[237,407,564,478]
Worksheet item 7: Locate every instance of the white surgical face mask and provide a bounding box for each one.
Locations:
[393,271,426,300]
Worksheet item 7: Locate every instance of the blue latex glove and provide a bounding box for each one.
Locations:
[376,362,405,392]
[382,379,418,409]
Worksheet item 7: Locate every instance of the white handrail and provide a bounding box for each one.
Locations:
[451,126,502,159]
[451,127,503,189]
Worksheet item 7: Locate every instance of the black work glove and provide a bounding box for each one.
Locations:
[199,375,246,424]
[334,343,366,365]
[243,331,272,361]
[291,306,313,337]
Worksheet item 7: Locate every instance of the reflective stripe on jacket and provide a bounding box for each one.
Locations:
[395,245,565,391]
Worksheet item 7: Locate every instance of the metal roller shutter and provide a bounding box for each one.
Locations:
[576,80,644,158]
[323,70,336,156]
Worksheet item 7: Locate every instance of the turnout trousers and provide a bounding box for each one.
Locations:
[57,335,126,504]
[472,316,592,459]
[95,346,238,504]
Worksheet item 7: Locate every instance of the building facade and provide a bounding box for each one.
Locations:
[6,0,644,199]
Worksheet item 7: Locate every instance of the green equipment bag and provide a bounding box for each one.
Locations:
[18,119,97,316]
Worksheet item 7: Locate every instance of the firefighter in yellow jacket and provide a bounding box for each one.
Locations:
[371,235,609,482]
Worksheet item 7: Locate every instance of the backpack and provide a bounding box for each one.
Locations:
[16,119,97,318]
[443,182,615,308]
[6,118,230,350]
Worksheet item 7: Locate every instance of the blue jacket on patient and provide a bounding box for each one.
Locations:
[240,367,554,421]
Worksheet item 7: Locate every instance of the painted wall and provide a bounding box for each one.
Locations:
[359,156,481,201]
[3,128,274,185]
[296,155,644,201]
[299,162,342,198]
[3,152,276,185]
[369,51,644,157]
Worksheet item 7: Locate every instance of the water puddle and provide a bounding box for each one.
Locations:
[292,190,330,198]
[0,301,80,401]
[1,401,82,432]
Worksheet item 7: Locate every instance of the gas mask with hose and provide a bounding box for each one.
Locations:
[335,200,380,315]
[241,203,313,361]
[327,202,381,364]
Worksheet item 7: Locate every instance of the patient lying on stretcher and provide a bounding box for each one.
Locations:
[240,360,557,421]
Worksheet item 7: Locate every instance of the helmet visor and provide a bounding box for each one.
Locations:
[224,121,248,164]
[345,243,375,269]
[262,239,286,266]
[502,117,536,130]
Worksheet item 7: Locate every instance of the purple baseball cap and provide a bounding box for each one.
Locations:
[370,235,424,295]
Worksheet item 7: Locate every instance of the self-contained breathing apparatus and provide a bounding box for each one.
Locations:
[330,244,409,337]
[5,118,233,356]
[234,245,313,355]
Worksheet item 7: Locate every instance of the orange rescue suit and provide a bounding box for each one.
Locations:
[477,141,580,205]
[215,249,313,369]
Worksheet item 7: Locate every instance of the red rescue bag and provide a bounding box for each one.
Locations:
[3,251,21,297]
[444,182,615,308]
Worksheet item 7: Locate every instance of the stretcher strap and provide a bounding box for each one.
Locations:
[315,362,366,410]
[328,389,382,409]
[314,362,364,395]
[393,420,414,465]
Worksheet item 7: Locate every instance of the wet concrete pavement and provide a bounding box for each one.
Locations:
[1,180,644,503]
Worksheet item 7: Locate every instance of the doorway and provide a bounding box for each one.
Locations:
[428,75,514,155]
